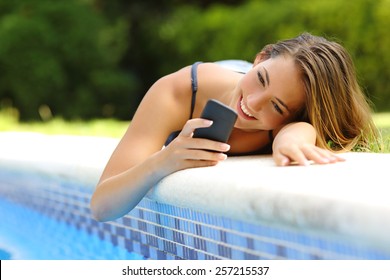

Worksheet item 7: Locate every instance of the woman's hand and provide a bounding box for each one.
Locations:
[159,118,231,173]
[273,142,344,166]
[272,122,345,166]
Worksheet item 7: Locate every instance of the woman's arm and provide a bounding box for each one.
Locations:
[90,68,230,222]
[272,122,344,166]
[91,119,230,222]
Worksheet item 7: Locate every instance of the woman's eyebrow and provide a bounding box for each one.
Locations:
[264,66,291,113]
[263,67,270,86]
[275,97,290,113]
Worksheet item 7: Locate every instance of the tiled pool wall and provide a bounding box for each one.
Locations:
[0,167,389,260]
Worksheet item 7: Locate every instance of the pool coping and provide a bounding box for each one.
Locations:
[1,131,390,254]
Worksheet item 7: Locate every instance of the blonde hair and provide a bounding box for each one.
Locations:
[259,32,379,152]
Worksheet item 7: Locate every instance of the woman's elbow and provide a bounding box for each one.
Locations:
[90,189,116,222]
[90,195,108,222]
[90,188,131,222]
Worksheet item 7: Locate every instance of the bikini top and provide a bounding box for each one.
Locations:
[164,61,273,155]
[164,61,202,146]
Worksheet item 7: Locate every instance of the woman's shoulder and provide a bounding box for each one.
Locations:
[197,60,252,74]
[195,62,244,97]
[164,60,251,86]
[214,60,253,73]
[157,62,237,101]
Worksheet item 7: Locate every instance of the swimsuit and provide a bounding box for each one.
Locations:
[164,60,273,155]
[164,61,202,146]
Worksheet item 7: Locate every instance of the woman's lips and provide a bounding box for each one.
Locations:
[237,97,257,120]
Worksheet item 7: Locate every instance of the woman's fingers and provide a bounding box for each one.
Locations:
[184,148,228,161]
[171,137,229,163]
[161,118,231,171]
[274,144,345,166]
[179,118,213,138]
[273,144,308,166]
[301,145,345,164]
[177,118,230,153]
[273,153,291,166]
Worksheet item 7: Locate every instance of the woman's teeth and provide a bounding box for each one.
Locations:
[240,100,254,117]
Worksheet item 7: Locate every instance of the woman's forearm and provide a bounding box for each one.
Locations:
[90,119,230,222]
[90,151,168,222]
[273,122,317,149]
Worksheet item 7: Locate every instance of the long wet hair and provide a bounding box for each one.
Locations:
[259,32,380,151]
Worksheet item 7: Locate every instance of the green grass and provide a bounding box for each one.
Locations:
[372,112,390,128]
[0,108,128,138]
[372,112,390,153]
[1,109,390,152]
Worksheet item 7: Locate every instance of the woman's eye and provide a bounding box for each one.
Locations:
[257,71,265,87]
[272,101,283,115]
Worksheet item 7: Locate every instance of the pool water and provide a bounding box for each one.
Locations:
[0,197,144,260]
[0,165,145,260]
[0,248,11,260]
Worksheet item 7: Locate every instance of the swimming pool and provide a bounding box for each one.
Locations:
[1,132,390,260]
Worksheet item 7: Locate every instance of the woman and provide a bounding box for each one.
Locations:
[91,32,378,222]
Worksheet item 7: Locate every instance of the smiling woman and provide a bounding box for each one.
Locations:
[234,55,306,131]
[90,32,380,222]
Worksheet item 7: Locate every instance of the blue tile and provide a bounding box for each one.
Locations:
[246,237,255,249]
[154,225,165,238]
[244,252,261,260]
[173,231,185,244]
[111,234,118,246]
[140,244,150,258]
[123,217,132,227]
[103,223,111,232]
[195,224,203,236]
[146,234,158,247]
[138,220,147,232]
[194,237,207,251]
[130,230,142,242]
[183,247,198,259]
[218,244,232,259]
[219,230,227,242]
[163,240,177,255]
[125,239,133,252]
[116,227,126,237]
[161,228,171,241]
[157,249,167,260]
[276,245,287,258]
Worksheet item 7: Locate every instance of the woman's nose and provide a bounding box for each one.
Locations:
[247,91,269,112]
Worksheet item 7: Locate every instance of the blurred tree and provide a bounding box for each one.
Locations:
[0,0,137,120]
[92,0,248,105]
[0,0,388,121]
[152,0,389,112]
[295,0,390,111]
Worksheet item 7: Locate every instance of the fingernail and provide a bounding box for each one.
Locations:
[204,120,213,126]
[221,143,230,151]
[219,153,227,160]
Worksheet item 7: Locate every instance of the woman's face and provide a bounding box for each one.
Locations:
[232,55,305,131]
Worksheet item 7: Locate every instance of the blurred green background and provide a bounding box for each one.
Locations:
[0,0,389,122]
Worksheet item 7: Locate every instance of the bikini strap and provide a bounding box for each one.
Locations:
[190,62,202,119]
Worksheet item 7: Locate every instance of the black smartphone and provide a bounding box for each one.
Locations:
[193,99,238,143]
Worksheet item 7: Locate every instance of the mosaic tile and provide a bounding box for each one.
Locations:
[1,169,390,260]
